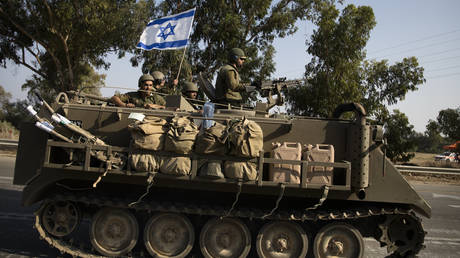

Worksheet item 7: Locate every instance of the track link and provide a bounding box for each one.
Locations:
[34,193,426,257]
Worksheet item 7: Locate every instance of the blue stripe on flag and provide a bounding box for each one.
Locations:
[146,9,195,27]
[137,39,189,50]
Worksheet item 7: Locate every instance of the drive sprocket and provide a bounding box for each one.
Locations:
[378,212,426,257]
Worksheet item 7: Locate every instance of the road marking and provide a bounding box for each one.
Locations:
[0,176,13,180]
[448,205,460,208]
[426,237,460,242]
[433,193,460,201]
[428,241,460,246]
[0,212,34,221]
[430,228,460,235]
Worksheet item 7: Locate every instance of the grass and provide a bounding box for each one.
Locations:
[408,152,460,168]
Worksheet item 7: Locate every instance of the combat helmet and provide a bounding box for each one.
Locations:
[138,74,154,88]
[228,48,247,62]
[151,71,165,85]
[182,81,198,93]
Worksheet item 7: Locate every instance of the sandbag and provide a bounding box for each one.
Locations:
[164,116,199,154]
[128,116,167,150]
[195,122,227,155]
[226,118,263,158]
[224,161,258,181]
[159,156,191,176]
[130,153,158,172]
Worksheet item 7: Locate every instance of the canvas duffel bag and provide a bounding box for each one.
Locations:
[195,122,227,155]
[128,116,167,150]
[226,117,263,158]
[224,161,258,181]
[159,156,191,176]
[164,116,199,154]
[130,153,158,172]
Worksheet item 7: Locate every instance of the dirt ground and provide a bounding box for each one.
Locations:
[402,174,460,185]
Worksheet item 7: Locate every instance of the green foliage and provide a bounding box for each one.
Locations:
[384,110,416,162]
[286,3,425,120]
[132,0,331,84]
[0,0,149,93]
[287,4,375,117]
[0,85,12,118]
[435,107,460,140]
[361,57,425,119]
[0,120,19,139]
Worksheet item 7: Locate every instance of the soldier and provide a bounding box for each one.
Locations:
[111,74,166,109]
[215,48,247,106]
[182,81,198,100]
[182,81,202,109]
[152,70,179,95]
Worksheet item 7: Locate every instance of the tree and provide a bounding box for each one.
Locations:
[414,120,447,153]
[285,3,425,120]
[131,0,335,85]
[384,110,416,162]
[435,107,460,140]
[0,0,150,100]
[0,85,12,120]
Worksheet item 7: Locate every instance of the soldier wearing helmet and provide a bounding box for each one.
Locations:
[182,81,198,99]
[181,81,202,109]
[110,74,166,109]
[151,70,179,95]
[215,48,247,106]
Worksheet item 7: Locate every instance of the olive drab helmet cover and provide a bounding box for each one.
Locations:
[228,48,247,62]
[182,81,198,93]
[138,74,154,88]
[151,71,165,85]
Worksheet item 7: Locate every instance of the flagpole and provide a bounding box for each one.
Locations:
[176,46,187,81]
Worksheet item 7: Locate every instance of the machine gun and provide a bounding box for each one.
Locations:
[245,77,302,113]
[198,72,302,113]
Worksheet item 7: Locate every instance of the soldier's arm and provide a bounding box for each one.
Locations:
[225,70,245,92]
[144,95,166,109]
[144,103,165,109]
[110,95,135,108]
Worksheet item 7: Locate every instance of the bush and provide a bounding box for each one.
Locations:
[0,120,19,139]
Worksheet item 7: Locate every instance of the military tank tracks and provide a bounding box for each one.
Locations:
[34,193,426,258]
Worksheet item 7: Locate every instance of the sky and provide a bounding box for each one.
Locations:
[1,0,459,133]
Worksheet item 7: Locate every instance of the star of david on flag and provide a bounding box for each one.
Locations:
[137,8,196,50]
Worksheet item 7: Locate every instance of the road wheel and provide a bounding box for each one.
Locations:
[256,221,308,258]
[90,208,138,257]
[200,217,251,258]
[144,213,194,258]
[40,201,80,237]
[313,222,364,258]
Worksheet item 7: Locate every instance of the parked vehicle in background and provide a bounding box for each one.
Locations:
[435,152,458,162]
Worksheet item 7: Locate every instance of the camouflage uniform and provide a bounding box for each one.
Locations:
[115,91,165,107]
[215,64,245,105]
[215,48,247,106]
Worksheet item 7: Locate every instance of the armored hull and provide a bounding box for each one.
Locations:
[14,94,430,257]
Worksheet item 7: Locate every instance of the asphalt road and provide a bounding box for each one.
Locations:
[1,155,460,257]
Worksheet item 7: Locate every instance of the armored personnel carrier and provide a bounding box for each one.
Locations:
[13,81,430,258]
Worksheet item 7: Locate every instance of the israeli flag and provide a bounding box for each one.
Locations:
[137,8,196,50]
